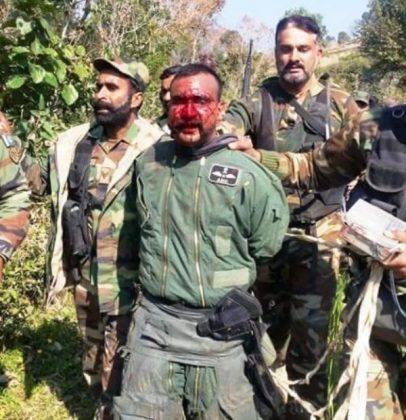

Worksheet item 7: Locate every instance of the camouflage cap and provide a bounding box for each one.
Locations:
[353,90,370,107]
[93,57,150,92]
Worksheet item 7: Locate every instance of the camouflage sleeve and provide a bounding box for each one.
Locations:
[0,139,30,261]
[329,87,360,129]
[260,113,368,190]
[219,91,262,136]
[21,152,49,196]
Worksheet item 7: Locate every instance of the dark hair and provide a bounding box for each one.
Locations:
[275,15,321,44]
[172,63,223,99]
[159,64,183,81]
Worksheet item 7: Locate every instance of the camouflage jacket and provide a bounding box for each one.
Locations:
[0,136,30,261]
[222,75,359,153]
[259,108,382,191]
[45,119,162,314]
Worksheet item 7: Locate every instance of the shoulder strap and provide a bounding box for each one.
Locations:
[67,135,94,206]
[253,87,276,151]
[289,96,327,139]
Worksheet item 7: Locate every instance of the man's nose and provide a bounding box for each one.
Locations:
[290,48,300,61]
[95,86,107,101]
[181,102,198,118]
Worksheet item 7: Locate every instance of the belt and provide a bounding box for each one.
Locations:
[143,291,211,321]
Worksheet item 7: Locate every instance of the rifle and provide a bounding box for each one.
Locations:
[240,39,254,98]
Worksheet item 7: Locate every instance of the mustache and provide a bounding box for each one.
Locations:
[172,121,202,130]
[283,62,304,71]
[93,101,115,112]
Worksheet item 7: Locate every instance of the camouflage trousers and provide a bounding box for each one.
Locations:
[114,294,261,420]
[339,338,404,419]
[255,211,343,417]
[74,283,132,419]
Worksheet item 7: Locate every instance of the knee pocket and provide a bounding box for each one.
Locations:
[114,395,164,419]
[121,349,171,397]
[215,351,257,417]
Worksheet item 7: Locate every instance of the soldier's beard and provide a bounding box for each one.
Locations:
[93,98,132,128]
[280,65,311,87]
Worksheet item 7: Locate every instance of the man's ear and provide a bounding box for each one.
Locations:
[217,100,226,119]
[317,43,323,60]
[131,91,144,110]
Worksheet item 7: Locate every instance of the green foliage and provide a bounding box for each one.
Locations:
[357,0,406,88]
[327,271,349,417]
[0,298,95,419]
[323,54,372,92]
[0,0,94,157]
[337,31,351,44]
[324,52,404,100]
[0,203,49,345]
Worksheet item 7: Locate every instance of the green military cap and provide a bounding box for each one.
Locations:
[93,57,150,92]
[354,90,370,107]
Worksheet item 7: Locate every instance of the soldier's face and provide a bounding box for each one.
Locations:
[93,70,142,127]
[160,74,176,113]
[275,25,322,90]
[168,73,223,147]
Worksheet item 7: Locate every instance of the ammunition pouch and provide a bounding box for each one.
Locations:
[197,288,284,418]
[62,199,91,283]
[62,134,94,284]
[288,187,344,224]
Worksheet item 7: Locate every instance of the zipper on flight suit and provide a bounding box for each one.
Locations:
[194,157,206,307]
[160,157,176,298]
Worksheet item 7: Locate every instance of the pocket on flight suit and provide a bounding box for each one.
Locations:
[114,395,164,419]
[215,348,259,419]
[116,348,171,419]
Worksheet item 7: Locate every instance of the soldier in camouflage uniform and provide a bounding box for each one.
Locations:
[30,58,162,419]
[222,15,359,416]
[0,113,30,278]
[231,106,406,419]
[155,64,183,134]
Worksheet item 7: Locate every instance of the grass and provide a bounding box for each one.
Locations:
[326,271,350,418]
[0,293,95,420]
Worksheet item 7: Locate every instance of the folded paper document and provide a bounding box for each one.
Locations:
[341,199,406,262]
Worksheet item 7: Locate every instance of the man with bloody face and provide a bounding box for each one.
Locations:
[114,63,289,419]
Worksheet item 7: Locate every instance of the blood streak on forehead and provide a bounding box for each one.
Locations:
[171,86,217,120]
[172,86,214,102]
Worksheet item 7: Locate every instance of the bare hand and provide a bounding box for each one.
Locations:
[383,230,406,278]
[387,230,406,243]
[228,135,261,162]
[0,112,12,134]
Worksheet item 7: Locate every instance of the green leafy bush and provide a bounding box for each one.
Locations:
[0,202,49,345]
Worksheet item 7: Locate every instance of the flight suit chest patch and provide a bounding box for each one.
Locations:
[208,164,240,186]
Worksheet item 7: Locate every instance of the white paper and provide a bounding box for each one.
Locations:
[341,199,406,261]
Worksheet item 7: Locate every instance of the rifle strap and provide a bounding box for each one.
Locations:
[289,97,327,139]
[254,87,276,151]
[67,134,94,207]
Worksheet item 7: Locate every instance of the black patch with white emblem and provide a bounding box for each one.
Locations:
[209,164,240,186]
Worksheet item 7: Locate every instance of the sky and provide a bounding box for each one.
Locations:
[217,0,370,41]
